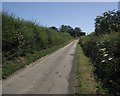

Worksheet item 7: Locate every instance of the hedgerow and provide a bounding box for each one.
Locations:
[79,32,120,95]
[2,11,72,78]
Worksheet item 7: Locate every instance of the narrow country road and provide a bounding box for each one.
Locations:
[3,40,78,94]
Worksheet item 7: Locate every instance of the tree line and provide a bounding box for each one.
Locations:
[49,25,86,37]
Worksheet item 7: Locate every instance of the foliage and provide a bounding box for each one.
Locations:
[2,41,71,79]
[94,10,120,35]
[59,25,86,37]
[2,12,72,60]
[76,44,105,94]
[79,32,120,95]
[49,26,59,32]
[2,11,73,78]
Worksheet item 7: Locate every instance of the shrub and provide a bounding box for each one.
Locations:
[2,11,72,61]
[2,11,73,78]
[79,32,120,95]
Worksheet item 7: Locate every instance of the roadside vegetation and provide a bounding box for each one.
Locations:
[3,8,120,95]
[2,11,85,79]
[78,10,120,95]
[2,12,71,79]
[76,44,105,94]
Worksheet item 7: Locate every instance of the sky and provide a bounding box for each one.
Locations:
[2,2,118,34]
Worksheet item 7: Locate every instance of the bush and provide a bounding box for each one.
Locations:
[2,12,72,61]
[2,11,73,78]
[79,32,120,95]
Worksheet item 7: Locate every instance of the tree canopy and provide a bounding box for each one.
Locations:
[94,10,120,35]
[59,25,86,37]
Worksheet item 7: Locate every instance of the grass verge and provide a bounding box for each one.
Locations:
[2,40,74,79]
[75,44,106,95]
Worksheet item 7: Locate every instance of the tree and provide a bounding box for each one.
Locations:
[59,25,85,37]
[59,25,74,36]
[74,27,81,37]
[94,10,120,35]
[49,26,59,32]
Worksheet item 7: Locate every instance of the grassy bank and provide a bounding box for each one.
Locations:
[76,44,106,95]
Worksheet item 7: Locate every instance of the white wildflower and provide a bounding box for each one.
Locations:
[103,51,107,54]
[97,43,99,46]
[104,54,108,57]
[100,48,106,51]
[100,41,104,43]
[101,60,105,63]
[108,58,112,61]
[97,44,99,46]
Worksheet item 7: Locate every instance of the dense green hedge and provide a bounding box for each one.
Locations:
[79,32,120,95]
[2,12,72,61]
[2,12,72,78]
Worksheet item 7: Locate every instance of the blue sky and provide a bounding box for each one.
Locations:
[2,2,118,34]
